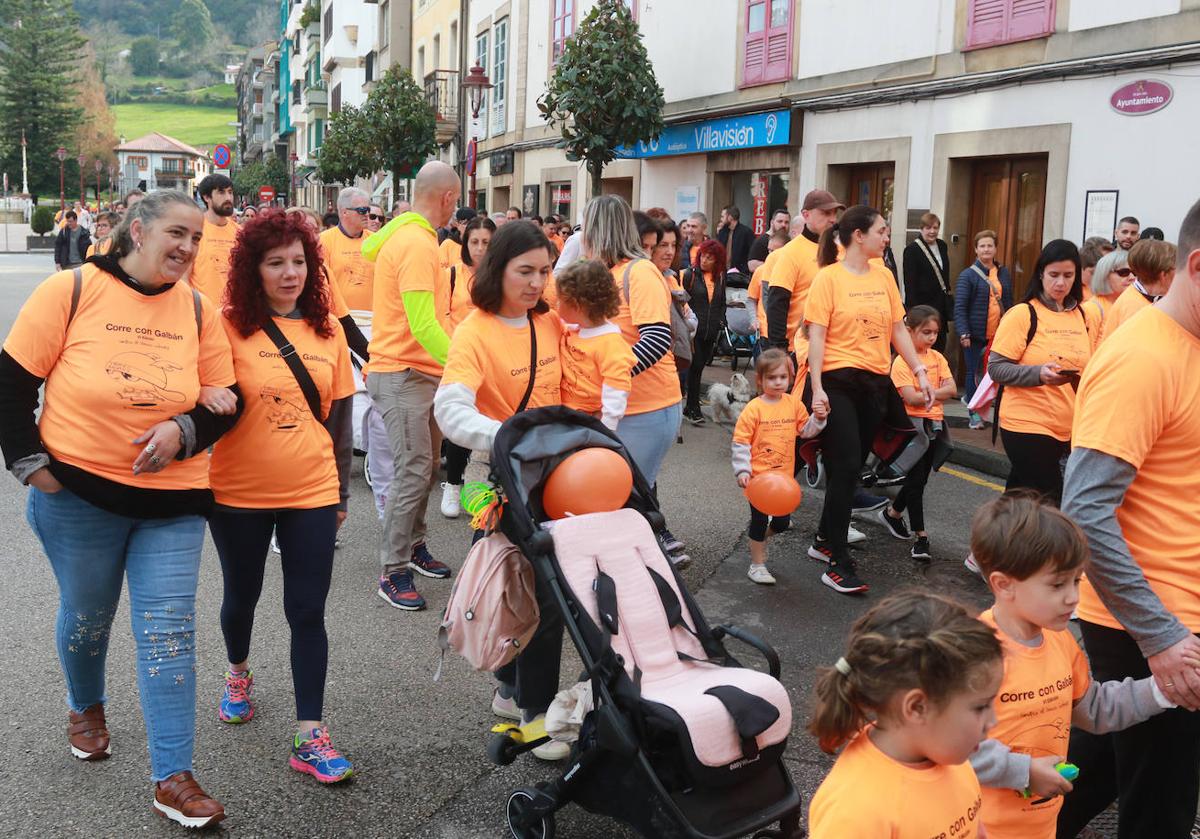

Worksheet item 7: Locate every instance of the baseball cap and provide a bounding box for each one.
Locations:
[802,189,846,212]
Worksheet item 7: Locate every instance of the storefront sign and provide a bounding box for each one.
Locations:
[465,139,477,176]
[750,174,770,236]
[617,110,792,160]
[1110,80,1172,116]
[674,186,700,221]
[489,149,514,175]
[550,182,572,219]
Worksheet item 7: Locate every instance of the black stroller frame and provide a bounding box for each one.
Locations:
[485,407,803,839]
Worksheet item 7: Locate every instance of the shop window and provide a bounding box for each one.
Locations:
[552,0,575,65]
[966,0,1055,50]
[129,156,149,170]
[549,181,573,220]
[743,0,792,87]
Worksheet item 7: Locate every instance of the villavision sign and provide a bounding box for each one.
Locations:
[617,110,793,160]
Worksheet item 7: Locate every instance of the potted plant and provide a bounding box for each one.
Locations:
[28,205,56,251]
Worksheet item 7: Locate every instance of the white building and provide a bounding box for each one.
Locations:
[114,133,213,197]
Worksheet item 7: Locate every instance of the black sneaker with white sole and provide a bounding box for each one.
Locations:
[807,537,833,564]
[822,562,869,594]
[683,408,705,426]
[661,529,685,554]
[851,492,889,515]
[911,536,932,561]
[877,508,912,540]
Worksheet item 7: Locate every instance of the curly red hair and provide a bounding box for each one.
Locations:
[695,238,727,278]
[224,209,335,339]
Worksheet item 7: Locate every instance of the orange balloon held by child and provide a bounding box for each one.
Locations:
[744,472,803,517]
[542,447,634,520]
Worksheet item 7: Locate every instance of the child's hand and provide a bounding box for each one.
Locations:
[736,473,750,489]
[1028,755,1074,798]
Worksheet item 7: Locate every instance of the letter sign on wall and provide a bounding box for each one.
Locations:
[1110,80,1173,116]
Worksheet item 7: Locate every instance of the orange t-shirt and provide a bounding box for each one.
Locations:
[1081,284,1095,302]
[559,322,636,414]
[190,217,239,304]
[447,262,477,332]
[748,264,769,340]
[438,236,462,269]
[892,348,951,420]
[985,268,1003,340]
[1099,283,1151,343]
[808,728,984,839]
[368,218,450,376]
[732,393,810,476]
[766,233,834,344]
[441,310,563,421]
[977,608,1090,839]
[1074,305,1200,632]
[3,266,235,489]
[990,300,1099,442]
[611,259,681,414]
[804,262,905,375]
[85,239,112,259]
[319,225,375,313]
[210,315,355,509]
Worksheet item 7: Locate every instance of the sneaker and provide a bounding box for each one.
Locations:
[847,525,867,545]
[807,537,833,564]
[964,553,982,576]
[270,531,281,554]
[378,570,426,611]
[747,564,776,585]
[68,703,111,760]
[661,529,685,553]
[851,492,889,515]
[822,562,869,595]
[877,508,913,540]
[153,771,225,828]
[911,536,932,561]
[440,482,461,519]
[290,726,354,784]
[968,411,985,431]
[683,408,705,426]
[668,550,692,570]
[526,715,570,761]
[410,542,451,579]
[491,690,521,721]
[218,669,255,724]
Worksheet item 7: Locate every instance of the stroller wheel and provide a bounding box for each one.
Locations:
[506,787,556,839]
[487,731,520,766]
[804,454,825,489]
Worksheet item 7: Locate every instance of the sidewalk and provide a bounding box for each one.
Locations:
[0,223,34,253]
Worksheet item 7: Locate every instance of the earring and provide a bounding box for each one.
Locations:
[135,239,142,250]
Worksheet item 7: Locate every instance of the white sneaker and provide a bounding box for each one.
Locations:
[491,690,521,721]
[440,482,461,519]
[526,715,570,760]
[964,553,982,576]
[847,525,867,545]
[747,564,776,585]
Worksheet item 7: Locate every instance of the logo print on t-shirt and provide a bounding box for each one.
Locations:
[105,352,186,407]
[260,376,312,431]
[855,307,888,342]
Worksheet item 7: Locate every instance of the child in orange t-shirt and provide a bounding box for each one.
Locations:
[732,349,825,585]
[808,590,1004,838]
[967,495,1174,839]
[878,305,957,560]
[555,260,637,430]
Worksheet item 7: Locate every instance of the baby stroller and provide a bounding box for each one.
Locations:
[717,304,759,373]
[484,407,802,839]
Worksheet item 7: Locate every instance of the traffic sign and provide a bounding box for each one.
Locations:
[213,144,231,169]
[258,186,276,203]
[466,139,477,176]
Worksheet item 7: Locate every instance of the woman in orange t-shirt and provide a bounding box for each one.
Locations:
[433,221,568,760]
[0,190,238,827]
[208,210,356,784]
[1085,247,1132,326]
[805,205,933,595]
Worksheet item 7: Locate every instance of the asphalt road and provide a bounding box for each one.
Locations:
[0,253,1011,838]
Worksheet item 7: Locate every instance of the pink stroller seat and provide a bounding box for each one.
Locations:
[550,509,791,779]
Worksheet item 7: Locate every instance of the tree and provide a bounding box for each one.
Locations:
[231,155,288,202]
[537,0,664,197]
[128,36,159,76]
[0,0,87,196]
[359,66,437,203]
[85,20,122,84]
[74,54,118,188]
[316,105,377,186]
[171,0,215,55]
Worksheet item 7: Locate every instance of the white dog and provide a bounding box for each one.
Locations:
[706,373,753,427]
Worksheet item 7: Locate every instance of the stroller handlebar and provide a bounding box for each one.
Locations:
[713,624,782,680]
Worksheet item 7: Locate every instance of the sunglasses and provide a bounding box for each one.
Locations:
[347,206,370,215]
[368,213,385,221]
[1114,268,1133,277]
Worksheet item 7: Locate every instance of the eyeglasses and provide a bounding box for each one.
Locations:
[347,206,370,215]
[1114,268,1134,277]
[368,213,385,221]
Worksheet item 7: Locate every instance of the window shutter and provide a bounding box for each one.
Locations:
[967,0,1008,47]
[762,2,792,83]
[1007,0,1054,41]
[743,1,766,86]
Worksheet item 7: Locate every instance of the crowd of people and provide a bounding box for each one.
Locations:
[3,161,1199,838]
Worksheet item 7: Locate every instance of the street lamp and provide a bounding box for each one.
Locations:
[77,153,86,207]
[94,159,102,207]
[460,64,492,210]
[56,147,67,212]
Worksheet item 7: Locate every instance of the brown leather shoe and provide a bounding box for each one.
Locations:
[68,704,111,760]
[153,771,226,829]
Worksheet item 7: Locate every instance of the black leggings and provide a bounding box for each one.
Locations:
[891,427,936,532]
[748,503,790,542]
[210,506,338,721]
[1000,428,1069,504]
[685,334,719,412]
[445,442,471,486]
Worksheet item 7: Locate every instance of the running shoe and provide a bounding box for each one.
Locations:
[683,408,706,426]
[523,715,570,761]
[661,529,685,553]
[911,537,932,561]
[878,508,913,540]
[822,562,869,595]
[851,492,889,515]
[289,726,354,784]
[378,570,426,611]
[968,412,985,431]
[440,482,461,519]
[964,553,982,576]
[807,537,833,564]
[847,525,867,545]
[491,690,521,721]
[217,669,254,724]
[410,542,451,579]
[747,564,776,585]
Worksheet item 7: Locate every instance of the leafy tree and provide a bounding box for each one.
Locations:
[85,20,122,84]
[359,65,437,203]
[231,155,288,201]
[128,36,159,76]
[537,0,664,197]
[316,104,377,186]
[0,0,87,196]
[171,0,215,55]
[74,44,118,193]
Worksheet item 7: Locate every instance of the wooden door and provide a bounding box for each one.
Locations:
[968,155,1048,301]
[845,163,895,222]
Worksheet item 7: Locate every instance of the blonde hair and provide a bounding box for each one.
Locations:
[581,195,646,268]
[108,190,198,259]
[1128,238,1177,280]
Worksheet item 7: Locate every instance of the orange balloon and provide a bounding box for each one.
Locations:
[744,472,803,517]
[543,447,633,520]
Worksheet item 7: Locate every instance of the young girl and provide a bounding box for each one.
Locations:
[808,591,1003,838]
[879,305,957,560]
[732,349,826,585]
[556,259,637,430]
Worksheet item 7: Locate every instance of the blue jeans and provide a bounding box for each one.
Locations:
[963,342,986,402]
[615,402,682,487]
[27,487,206,782]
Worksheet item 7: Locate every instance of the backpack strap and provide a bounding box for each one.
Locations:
[621,258,645,305]
[449,265,457,297]
[992,302,1038,446]
[192,288,203,337]
[1024,301,1038,347]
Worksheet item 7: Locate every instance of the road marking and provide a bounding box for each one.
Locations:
[942,466,1005,493]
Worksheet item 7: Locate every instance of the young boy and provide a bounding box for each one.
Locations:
[968,494,1175,839]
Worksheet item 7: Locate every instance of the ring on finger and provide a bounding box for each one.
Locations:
[150,455,161,465]
[146,443,157,453]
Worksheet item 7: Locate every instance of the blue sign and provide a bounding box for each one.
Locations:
[212,144,231,169]
[617,109,791,160]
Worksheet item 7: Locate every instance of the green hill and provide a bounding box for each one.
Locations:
[113,102,237,149]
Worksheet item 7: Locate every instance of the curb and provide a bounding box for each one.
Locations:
[947,443,1010,481]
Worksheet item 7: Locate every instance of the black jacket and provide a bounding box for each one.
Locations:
[682,267,727,341]
[902,238,951,322]
[54,225,92,268]
[717,222,754,275]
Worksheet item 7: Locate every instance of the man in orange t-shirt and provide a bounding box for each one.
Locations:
[366,161,460,613]
[319,187,376,316]
[190,174,239,305]
[766,189,844,352]
[1058,197,1200,837]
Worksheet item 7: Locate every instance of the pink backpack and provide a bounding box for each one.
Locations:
[436,533,539,675]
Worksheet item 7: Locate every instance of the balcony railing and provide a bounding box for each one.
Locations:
[305,79,327,108]
[424,69,459,145]
[252,102,264,115]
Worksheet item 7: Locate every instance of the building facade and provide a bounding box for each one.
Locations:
[115,133,213,197]
[235,44,271,166]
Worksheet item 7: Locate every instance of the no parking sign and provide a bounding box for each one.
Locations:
[213,144,231,169]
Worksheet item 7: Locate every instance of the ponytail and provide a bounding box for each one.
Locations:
[816,205,881,268]
[817,222,840,267]
[808,591,1001,754]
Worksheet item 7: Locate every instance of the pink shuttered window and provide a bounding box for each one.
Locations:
[966,0,1055,49]
[743,0,792,87]
[552,0,575,65]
